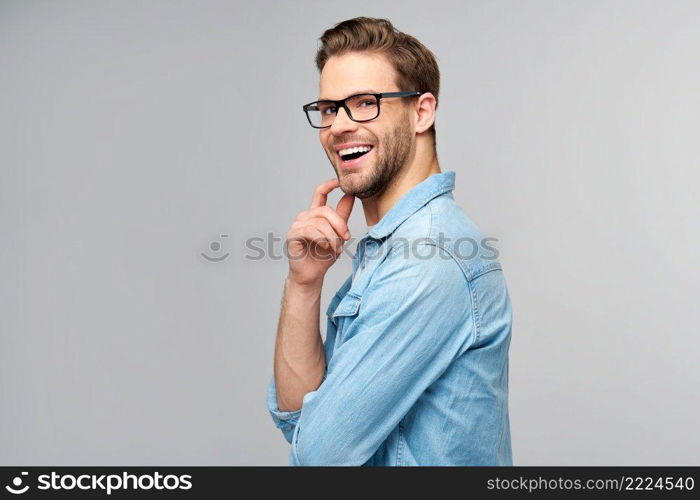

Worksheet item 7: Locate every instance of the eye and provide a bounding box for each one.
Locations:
[316,102,336,115]
[359,99,376,107]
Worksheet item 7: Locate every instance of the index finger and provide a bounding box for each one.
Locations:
[310,177,340,208]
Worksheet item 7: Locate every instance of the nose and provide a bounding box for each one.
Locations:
[329,105,358,136]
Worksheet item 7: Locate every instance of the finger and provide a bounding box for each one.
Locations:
[297,206,349,241]
[335,193,355,224]
[310,178,340,208]
[295,224,330,251]
[309,226,341,261]
[305,223,339,256]
[308,217,342,254]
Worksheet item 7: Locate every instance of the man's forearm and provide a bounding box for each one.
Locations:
[273,276,327,412]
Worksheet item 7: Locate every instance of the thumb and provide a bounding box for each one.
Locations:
[336,193,355,223]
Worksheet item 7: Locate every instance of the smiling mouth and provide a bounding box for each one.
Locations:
[339,148,372,161]
[336,145,375,167]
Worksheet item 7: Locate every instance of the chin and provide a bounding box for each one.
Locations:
[339,175,374,199]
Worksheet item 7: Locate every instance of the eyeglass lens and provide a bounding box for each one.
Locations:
[307,94,379,128]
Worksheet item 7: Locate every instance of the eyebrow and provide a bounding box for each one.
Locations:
[317,89,380,101]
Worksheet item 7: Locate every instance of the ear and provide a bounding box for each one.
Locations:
[413,92,437,134]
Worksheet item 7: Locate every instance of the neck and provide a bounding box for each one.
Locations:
[362,137,441,227]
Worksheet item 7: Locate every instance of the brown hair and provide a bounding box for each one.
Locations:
[315,17,440,147]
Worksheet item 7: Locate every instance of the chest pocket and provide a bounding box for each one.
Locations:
[327,292,362,329]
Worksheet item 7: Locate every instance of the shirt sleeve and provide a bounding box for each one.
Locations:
[287,241,477,466]
[266,369,331,444]
[266,375,302,444]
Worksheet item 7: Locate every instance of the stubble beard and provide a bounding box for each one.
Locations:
[335,114,414,199]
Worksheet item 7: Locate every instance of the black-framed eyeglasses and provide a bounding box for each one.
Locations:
[302,91,423,129]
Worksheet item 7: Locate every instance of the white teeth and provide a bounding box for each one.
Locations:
[339,145,372,157]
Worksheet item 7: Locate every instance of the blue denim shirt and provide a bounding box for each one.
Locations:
[267,170,513,466]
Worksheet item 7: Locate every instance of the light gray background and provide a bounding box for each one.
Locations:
[1,0,698,465]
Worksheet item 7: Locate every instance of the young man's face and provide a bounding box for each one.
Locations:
[318,51,415,199]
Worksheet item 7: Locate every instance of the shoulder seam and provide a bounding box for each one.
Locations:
[467,279,481,343]
[426,201,434,240]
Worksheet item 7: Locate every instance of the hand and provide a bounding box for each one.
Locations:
[285,178,355,287]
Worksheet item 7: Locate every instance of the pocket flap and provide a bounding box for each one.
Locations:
[331,292,362,318]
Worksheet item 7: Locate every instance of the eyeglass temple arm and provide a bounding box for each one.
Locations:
[377,91,423,98]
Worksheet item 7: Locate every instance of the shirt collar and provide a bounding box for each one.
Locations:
[367,170,456,240]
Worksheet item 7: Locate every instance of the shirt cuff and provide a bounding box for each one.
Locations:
[266,376,301,444]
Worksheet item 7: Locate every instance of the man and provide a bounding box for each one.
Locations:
[266,17,513,466]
